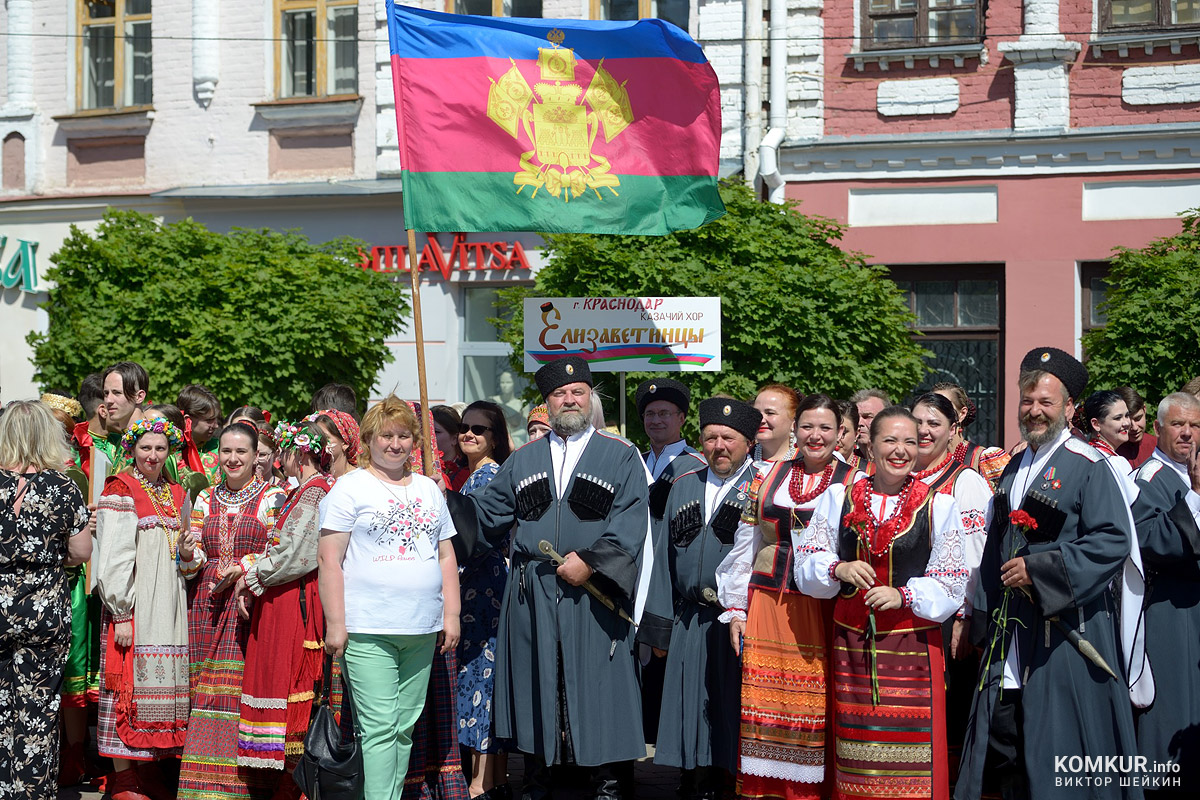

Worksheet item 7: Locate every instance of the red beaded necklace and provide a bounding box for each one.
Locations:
[911,449,954,481]
[842,476,930,557]
[788,460,835,505]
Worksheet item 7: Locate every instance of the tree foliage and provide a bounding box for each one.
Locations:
[29,210,410,417]
[1082,208,1200,413]
[497,181,928,443]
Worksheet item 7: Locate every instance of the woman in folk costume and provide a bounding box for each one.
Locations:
[908,393,993,782]
[178,421,287,800]
[1081,390,1134,469]
[931,383,1010,488]
[795,406,968,800]
[94,418,194,800]
[234,421,333,795]
[715,393,859,800]
[308,408,361,482]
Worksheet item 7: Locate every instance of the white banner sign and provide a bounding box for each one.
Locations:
[523,297,721,373]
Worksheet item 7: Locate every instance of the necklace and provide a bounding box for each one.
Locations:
[842,476,930,558]
[1090,437,1118,456]
[911,450,954,481]
[788,461,835,505]
[214,477,265,507]
[213,477,264,568]
[135,469,182,558]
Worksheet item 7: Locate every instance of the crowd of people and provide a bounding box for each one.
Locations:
[0,347,1195,800]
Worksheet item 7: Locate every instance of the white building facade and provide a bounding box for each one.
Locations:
[0,0,749,422]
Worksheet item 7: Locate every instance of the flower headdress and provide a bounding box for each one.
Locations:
[121,417,184,455]
[305,409,360,466]
[274,421,327,459]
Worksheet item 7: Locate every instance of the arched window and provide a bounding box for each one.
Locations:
[3,133,26,191]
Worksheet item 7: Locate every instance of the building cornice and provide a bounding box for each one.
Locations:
[780,124,1200,182]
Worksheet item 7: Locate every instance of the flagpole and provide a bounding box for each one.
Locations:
[406,227,436,478]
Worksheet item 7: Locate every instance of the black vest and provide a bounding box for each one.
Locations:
[836,484,935,593]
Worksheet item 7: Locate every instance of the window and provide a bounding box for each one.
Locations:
[459,286,535,445]
[277,0,358,99]
[1081,262,1110,336]
[453,0,543,17]
[862,0,981,49]
[78,0,152,110]
[891,267,1005,447]
[1103,0,1200,30]
[592,0,689,33]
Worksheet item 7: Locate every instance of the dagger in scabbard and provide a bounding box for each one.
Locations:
[538,540,637,628]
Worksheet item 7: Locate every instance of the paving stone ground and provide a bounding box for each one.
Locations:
[60,746,681,800]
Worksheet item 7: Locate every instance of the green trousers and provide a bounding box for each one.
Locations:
[342,632,437,800]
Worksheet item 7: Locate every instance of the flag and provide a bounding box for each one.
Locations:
[385,3,725,235]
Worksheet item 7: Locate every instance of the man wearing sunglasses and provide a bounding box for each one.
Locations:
[450,355,651,800]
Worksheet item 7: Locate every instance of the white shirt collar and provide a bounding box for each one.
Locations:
[1012,427,1072,505]
[548,425,595,498]
[646,438,690,479]
[704,458,749,522]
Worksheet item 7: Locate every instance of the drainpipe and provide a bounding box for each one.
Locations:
[743,0,764,185]
[759,0,788,203]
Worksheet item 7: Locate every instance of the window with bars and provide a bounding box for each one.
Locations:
[1102,0,1200,31]
[278,0,358,99]
[891,268,1005,448]
[79,0,152,110]
[453,0,544,17]
[862,0,981,49]
[591,0,689,33]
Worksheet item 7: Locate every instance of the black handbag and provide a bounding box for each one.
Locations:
[293,654,363,800]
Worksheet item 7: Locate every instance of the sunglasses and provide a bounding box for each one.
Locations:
[459,423,493,436]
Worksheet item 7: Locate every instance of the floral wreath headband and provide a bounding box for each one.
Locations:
[274,421,327,459]
[121,418,184,455]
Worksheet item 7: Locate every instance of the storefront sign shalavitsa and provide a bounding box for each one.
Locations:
[523,297,722,372]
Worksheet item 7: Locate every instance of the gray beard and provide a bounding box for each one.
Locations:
[550,406,592,438]
[1020,411,1068,450]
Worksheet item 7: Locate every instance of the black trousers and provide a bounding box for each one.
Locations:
[983,689,1030,800]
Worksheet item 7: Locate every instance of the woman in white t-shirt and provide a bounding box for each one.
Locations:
[318,395,461,800]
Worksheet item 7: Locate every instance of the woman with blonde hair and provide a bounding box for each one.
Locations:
[318,395,461,800]
[0,400,91,800]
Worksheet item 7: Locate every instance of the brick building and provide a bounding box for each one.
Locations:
[1,0,1197,445]
[735,0,1200,445]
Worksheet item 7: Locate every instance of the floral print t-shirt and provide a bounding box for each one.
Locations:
[319,469,455,636]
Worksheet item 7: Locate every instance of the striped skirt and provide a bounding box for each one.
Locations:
[830,623,947,800]
[737,585,831,800]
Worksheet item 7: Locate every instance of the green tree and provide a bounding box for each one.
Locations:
[497,181,928,443]
[29,209,409,417]
[1082,208,1200,411]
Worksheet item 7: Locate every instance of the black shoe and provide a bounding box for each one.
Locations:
[676,768,696,800]
[693,767,726,800]
[521,755,553,800]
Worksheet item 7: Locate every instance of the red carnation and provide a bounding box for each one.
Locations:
[842,507,872,534]
[1009,510,1038,532]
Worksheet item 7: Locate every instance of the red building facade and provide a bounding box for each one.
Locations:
[771,0,1200,446]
